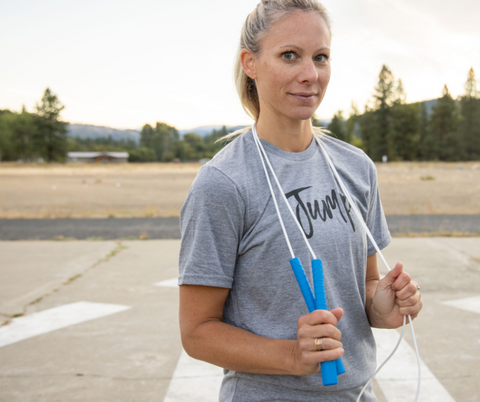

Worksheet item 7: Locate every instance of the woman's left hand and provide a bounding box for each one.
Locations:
[369,262,423,329]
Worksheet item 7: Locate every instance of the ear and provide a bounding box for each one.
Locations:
[240,48,257,80]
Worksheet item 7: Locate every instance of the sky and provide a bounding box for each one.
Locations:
[1,0,480,130]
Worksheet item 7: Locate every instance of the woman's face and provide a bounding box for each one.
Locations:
[243,10,331,122]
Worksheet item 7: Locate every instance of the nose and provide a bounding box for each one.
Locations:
[299,60,318,83]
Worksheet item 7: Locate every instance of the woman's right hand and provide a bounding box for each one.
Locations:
[292,308,344,375]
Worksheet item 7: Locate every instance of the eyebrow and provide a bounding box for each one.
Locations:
[279,45,330,52]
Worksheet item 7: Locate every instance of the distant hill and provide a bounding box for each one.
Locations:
[67,124,140,143]
[67,123,250,141]
[178,125,248,137]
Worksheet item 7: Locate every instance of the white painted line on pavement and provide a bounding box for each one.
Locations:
[373,328,455,402]
[441,295,480,315]
[154,278,178,288]
[163,349,224,402]
[163,333,456,402]
[0,301,131,348]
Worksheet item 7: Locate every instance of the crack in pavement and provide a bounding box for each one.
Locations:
[0,242,128,323]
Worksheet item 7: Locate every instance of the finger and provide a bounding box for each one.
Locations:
[301,309,339,327]
[301,347,345,367]
[395,280,418,300]
[392,271,412,292]
[313,348,345,364]
[310,337,343,352]
[378,262,403,290]
[396,292,421,308]
[330,307,344,323]
[299,323,342,342]
[398,299,423,316]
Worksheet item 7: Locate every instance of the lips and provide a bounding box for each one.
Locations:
[289,92,317,102]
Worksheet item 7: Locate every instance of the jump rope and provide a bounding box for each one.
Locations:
[251,125,421,401]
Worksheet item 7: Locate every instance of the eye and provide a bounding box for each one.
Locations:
[282,51,296,61]
[315,54,329,63]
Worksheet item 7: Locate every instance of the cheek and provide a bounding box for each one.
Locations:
[318,69,331,94]
[260,70,289,98]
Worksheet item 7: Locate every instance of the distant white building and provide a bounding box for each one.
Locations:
[66,152,129,163]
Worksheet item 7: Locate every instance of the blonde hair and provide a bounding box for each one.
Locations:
[224,0,331,141]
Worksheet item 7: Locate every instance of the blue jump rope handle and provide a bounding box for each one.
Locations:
[290,257,316,313]
[290,258,345,386]
[312,259,346,385]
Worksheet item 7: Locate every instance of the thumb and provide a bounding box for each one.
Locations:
[330,307,344,323]
[379,262,403,290]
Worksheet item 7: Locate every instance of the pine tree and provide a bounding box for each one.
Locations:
[388,79,420,160]
[430,85,462,161]
[389,103,420,161]
[345,102,359,140]
[460,67,480,159]
[327,110,349,142]
[418,102,435,160]
[34,88,68,162]
[392,79,407,105]
[359,103,375,156]
[370,65,396,161]
[140,124,155,149]
[144,122,179,162]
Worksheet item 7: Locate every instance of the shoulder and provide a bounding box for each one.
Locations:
[320,134,377,179]
[185,131,259,206]
[196,131,268,194]
[206,131,257,176]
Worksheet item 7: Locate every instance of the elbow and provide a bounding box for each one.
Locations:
[180,318,221,360]
[180,330,198,359]
[179,321,208,360]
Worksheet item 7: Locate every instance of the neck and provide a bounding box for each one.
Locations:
[255,113,313,153]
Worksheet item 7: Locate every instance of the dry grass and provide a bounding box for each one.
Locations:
[0,161,479,218]
[376,161,480,214]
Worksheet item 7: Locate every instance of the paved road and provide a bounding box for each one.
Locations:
[1,215,479,240]
[1,238,479,401]
[0,217,181,240]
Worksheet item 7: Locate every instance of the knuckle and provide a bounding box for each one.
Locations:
[315,309,328,322]
[297,327,308,338]
[301,342,310,353]
[323,324,335,338]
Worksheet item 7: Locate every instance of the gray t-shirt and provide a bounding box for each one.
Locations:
[179,132,391,401]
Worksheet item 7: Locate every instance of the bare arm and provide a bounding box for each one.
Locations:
[365,254,423,329]
[179,284,344,376]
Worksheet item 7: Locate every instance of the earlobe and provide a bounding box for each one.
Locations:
[240,49,257,79]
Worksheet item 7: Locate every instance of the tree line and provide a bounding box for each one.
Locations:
[324,66,480,161]
[129,123,228,162]
[0,87,232,163]
[0,88,68,162]
[1,66,479,163]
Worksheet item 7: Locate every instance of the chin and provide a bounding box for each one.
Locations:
[288,109,317,122]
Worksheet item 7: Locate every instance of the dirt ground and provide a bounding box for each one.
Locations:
[0,161,479,218]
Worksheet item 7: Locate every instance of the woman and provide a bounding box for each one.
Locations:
[178,1,422,401]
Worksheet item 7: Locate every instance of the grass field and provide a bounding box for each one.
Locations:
[1,161,479,218]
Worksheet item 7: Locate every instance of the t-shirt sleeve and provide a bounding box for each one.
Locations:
[178,165,245,288]
[365,158,391,256]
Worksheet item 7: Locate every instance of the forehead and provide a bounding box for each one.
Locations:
[260,10,331,52]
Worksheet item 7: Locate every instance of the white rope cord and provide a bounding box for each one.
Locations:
[251,128,295,259]
[252,126,318,260]
[357,318,406,400]
[251,126,421,401]
[314,135,421,402]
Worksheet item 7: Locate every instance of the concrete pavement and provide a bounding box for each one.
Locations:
[0,238,479,401]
